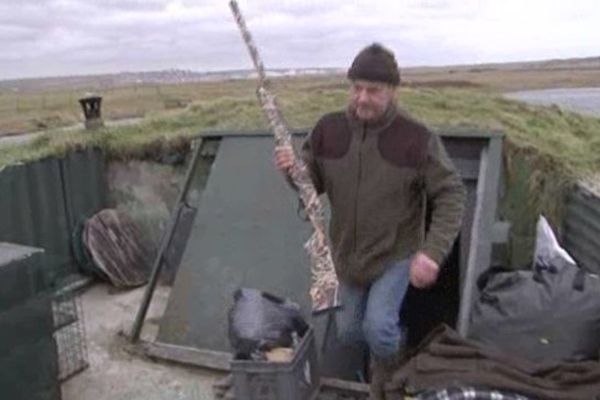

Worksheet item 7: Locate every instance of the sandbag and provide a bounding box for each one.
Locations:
[228,288,308,359]
[468,261,600,362]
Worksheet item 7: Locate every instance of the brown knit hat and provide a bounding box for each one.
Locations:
[347,43,400,86]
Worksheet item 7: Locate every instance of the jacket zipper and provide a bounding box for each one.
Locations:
[354,124,367,253]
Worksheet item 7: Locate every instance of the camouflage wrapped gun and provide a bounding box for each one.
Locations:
[229,0,339,312]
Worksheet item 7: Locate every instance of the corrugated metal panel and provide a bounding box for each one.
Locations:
[0,150,107,279]
[564,184,600,273]
[62,148,108,228]
[0,159,71,275]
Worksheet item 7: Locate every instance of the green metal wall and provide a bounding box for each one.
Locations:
[0,148,107,281]
[0,243,60,400]
[0,158,71,274]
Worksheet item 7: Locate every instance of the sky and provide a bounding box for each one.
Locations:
[1,0,599,80]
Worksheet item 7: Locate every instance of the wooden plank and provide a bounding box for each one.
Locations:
[320,377,370,394]
[143,340,232,371]
[457,146,489,336]
[130,138,204,341]
[457,136,504,337]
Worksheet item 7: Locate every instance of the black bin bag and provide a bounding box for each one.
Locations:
[468,261,600,363]
[228,288,309,359]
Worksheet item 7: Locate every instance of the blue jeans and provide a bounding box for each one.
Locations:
[336,258,411,361]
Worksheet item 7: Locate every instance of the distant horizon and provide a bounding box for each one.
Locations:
[2,54,599,84]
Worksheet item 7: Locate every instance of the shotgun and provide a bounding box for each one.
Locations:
[229,0,339,313]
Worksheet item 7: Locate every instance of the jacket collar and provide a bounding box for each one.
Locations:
[346,102,398,135]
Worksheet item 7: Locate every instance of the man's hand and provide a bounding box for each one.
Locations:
[273,145,295,174]
[409,252,440,288]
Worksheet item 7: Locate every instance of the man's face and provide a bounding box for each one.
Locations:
[349,80,396,122]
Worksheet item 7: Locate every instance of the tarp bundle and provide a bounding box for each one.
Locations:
[386,325,600,400]
[468,261,600,363]
[468,216,600,363]
[228,288,309,359]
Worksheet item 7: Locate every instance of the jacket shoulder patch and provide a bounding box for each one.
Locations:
[378,116,430,168]
[311,113,351,159]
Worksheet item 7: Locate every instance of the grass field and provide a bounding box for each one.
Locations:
[1,61,599,265]
[2,57,600,135]
[2,75,598,174]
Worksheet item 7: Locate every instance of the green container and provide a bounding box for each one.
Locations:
[0,243,47,310]
[0,337,59,399]
[0,243,60,400]
[0,295,53,352]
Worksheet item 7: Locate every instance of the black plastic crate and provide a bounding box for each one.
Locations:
[231,327,320,400]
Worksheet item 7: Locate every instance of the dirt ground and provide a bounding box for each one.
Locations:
[61,282,221,400]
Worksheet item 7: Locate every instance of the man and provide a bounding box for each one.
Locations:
[274,43,466,398]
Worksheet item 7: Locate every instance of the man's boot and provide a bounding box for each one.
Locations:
[369,329,408,399]
[369,352,406,400]
[369,357,390,400]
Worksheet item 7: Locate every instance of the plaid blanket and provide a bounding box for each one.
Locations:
[416,387,531,400]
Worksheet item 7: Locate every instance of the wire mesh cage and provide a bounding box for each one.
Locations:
[52,287,89,381]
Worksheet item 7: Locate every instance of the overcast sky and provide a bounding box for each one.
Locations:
[1,0,599,80]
